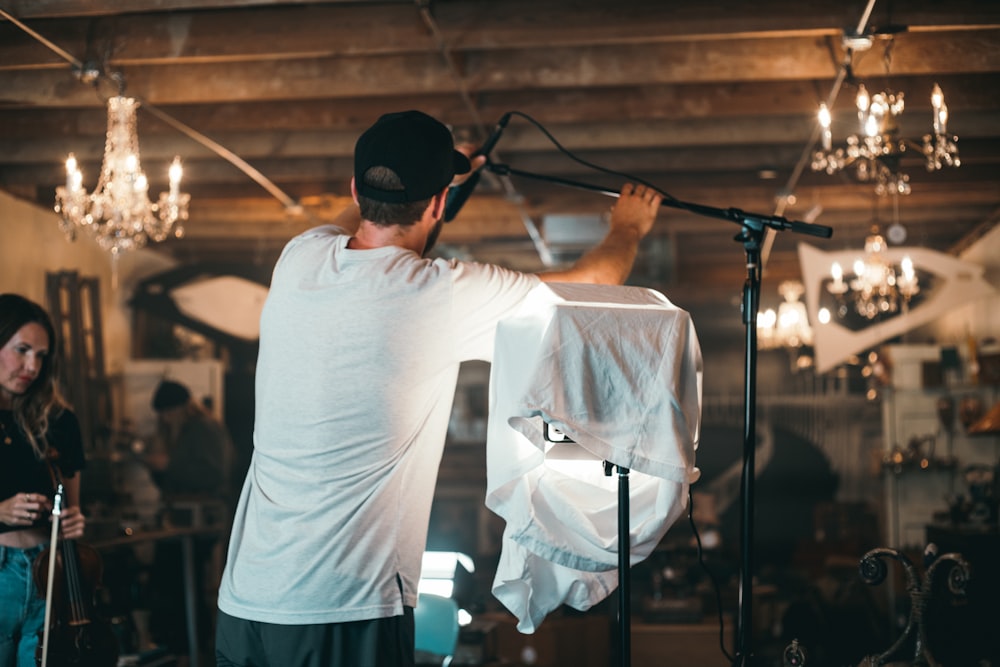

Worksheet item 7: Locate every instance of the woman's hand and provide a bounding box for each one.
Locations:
[58,505,86,540]
[0,492,50,527]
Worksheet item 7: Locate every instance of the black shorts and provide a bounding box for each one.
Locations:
[214,607,415,667]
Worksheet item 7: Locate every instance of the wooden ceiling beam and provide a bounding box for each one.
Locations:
[3,28,998,107]
[3,0,367,20]
[5,74,999,148]
[5,112,998,181]
[4,0,997,64]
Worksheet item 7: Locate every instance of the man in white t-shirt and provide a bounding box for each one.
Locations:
[215,110,662,667]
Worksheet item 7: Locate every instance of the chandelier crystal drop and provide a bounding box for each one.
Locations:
[54,95,190,255]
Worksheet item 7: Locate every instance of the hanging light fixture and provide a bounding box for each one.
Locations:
[825,195,919,320]
[757,280,813,350]
[811,36,959,196]
[54,95,189,255]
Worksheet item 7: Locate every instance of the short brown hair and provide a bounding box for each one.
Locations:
[357,166,433,226]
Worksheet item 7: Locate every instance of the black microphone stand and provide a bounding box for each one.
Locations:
[485,160,833,666]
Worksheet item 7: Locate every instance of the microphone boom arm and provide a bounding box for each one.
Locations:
[487,162,833,239]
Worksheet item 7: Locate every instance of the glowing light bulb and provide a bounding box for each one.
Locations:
[818,103,832,150]
[865,114,879,138]
[856,85,870,113]
[65,154,81,191]
[168,157,183,199]
[901,256,914,279]
[831,262,843,283]
[854,258,866,278]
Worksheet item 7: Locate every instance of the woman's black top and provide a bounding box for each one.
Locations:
[0,407,85,534]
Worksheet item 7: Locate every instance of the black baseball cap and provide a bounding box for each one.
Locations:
[354,110,471,204]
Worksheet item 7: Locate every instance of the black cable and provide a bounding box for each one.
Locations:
[687,486,735,664]
[500,111,680,205]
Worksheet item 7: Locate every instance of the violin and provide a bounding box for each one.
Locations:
[32,466,118,667]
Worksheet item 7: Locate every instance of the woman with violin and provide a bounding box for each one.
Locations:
[0,294,88,667]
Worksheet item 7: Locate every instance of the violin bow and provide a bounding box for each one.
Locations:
[38,482,64,667]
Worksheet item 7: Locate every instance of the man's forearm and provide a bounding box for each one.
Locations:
[537,225,644,285]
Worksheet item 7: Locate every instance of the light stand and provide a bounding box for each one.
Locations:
[614,463,631,667]
[545,430,633,667]
[487,160,833,666]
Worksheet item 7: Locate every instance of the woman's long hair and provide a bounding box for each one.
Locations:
[0,293,67,459]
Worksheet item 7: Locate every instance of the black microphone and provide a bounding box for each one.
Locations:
[444,113,512,222]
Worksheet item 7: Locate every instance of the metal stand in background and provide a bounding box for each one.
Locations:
[493,161,833,666]
[604,461,632,667]
[734,224,764,667]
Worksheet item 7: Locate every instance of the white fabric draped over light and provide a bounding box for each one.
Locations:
[485,283,703,633]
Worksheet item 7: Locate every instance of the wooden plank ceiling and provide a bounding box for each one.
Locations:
[1,0,999,345]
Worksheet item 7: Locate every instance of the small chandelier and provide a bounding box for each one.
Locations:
[825,213,919,321]
[55,95,189,255]
[757,280,813,350]
[811,39,959,196]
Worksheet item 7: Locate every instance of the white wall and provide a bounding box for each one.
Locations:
[920,223,1000,351]
[0,189,175,375]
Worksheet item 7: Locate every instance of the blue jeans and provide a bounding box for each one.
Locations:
[0,544,47,667]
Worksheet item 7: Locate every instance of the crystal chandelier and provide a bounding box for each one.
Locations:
[757,281,813,350]
[811,40,959,196]
[54,95,189,255]
[825,220,919,321]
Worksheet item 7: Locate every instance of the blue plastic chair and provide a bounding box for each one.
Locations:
[414,592,460,666]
